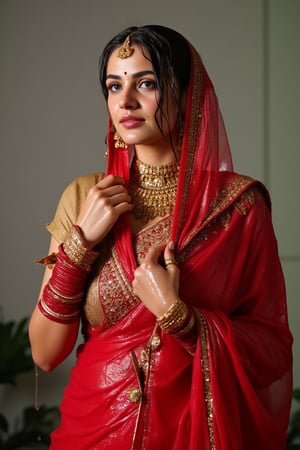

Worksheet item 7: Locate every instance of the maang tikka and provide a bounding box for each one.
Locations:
[118,35,134,59]
[109,36,133,151]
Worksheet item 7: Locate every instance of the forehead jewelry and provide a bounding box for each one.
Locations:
[118,35,134,59]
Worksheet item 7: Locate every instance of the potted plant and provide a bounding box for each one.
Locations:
[0,311,59,449]
[287,388,300,449]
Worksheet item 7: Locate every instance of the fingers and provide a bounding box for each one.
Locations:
[141,242,177,270]
[96,174,126,189]
[91,175,131,206]
[164,241,177,270]
[75,175,132,249]
[132,241,180,317]
[143,244,165,265]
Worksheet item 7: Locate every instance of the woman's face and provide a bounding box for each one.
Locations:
[106,45,178,158]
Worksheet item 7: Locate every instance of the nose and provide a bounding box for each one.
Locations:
[119,86,138,110]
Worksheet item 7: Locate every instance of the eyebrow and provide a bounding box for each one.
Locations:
[106,70,155,81]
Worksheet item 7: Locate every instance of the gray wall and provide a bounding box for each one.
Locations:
[1,0,299,422]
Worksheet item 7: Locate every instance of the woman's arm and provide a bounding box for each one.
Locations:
[29,174,133,371]
[29,236,80,371]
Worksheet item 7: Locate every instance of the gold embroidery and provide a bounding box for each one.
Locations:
[233,188,255,216]
[217,186,256,228]
[98,217,172,328]
[203,175,254,226]
[129,326,161,450]
[83,268,104,328]
[82,239,111,328]
[134,216,173,265]
[99,245,138,328]
[174,46,203,245]
[219,210,231,230]
[197,311,216,450]
[181,175,255,251]
[178,179,258,264]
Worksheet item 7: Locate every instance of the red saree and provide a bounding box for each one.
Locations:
[49,41,293,450]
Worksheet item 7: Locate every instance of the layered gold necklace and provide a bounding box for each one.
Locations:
[129,158,179,224]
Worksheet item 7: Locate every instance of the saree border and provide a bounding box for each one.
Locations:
[196,311,216,450]
[173,45,203,246]
[178,175,257,260]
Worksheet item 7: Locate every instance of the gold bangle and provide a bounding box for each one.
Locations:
[172,314,196,337]
[48,281,84,302]
[63,225,99,271]
[157,298,189,334]
[39,298,81,321]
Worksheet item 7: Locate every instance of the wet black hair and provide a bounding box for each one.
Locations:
[98,25,191,142]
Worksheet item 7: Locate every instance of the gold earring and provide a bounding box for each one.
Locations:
[114,131,127,148]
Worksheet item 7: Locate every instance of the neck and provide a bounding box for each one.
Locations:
[134,142,179,166]
[129,157,180,224]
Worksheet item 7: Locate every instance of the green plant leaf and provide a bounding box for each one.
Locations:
[287,403,300,444]
[0,405,60,449]
[293,388,300,402]
[0,316,34,385]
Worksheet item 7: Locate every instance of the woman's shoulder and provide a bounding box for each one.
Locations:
[218,171,271,210]
[65,172,105,195]
[60,172,105,206]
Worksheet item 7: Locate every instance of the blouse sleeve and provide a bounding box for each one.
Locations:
[46,173,104,243]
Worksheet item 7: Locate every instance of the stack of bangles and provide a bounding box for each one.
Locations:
[38,225,99,324]
[157,298,196,338]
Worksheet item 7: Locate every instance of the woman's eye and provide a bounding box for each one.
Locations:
[139,79,157,89]
[107,83,121,92]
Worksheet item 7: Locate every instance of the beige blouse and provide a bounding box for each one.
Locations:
[46,173,172,330]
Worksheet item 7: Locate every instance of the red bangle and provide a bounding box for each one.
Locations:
[38,244,90,324]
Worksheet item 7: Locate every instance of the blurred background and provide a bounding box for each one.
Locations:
[0,0,299,441]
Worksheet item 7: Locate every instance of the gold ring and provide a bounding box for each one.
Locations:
[165,258,177,268]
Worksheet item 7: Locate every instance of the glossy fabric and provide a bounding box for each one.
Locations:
[50,41,293,449]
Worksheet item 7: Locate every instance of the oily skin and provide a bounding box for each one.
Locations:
[104,45,179,315]
[106,45,179,165]
[29,44,180,371]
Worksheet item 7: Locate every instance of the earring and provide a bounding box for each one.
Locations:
[114,131,127,148]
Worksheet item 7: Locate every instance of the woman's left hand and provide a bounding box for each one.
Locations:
[132,241,179,317]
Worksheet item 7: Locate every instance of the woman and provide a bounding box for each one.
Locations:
[29,25,293,449]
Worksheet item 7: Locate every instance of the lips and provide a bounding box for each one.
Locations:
[120,115,144,129]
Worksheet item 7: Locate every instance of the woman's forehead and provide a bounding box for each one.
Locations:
[106,45,153,76]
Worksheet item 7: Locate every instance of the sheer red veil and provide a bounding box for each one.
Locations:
[103,28,292,449]
[105,35,234,276]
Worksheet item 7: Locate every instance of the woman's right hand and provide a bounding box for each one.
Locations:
[75,174,132,248]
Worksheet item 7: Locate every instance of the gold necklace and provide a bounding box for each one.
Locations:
[129,158,179,224]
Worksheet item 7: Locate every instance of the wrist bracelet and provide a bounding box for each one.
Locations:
[172,313,196,337]
[157,298,189,334]
[38,244,91,324]
[63,224,99,271]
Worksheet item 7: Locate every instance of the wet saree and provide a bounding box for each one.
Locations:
[48,39,292,449]
[48,173,292,450]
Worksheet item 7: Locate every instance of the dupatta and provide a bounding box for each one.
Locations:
[102,41,293,449]
[105,43,234,272]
